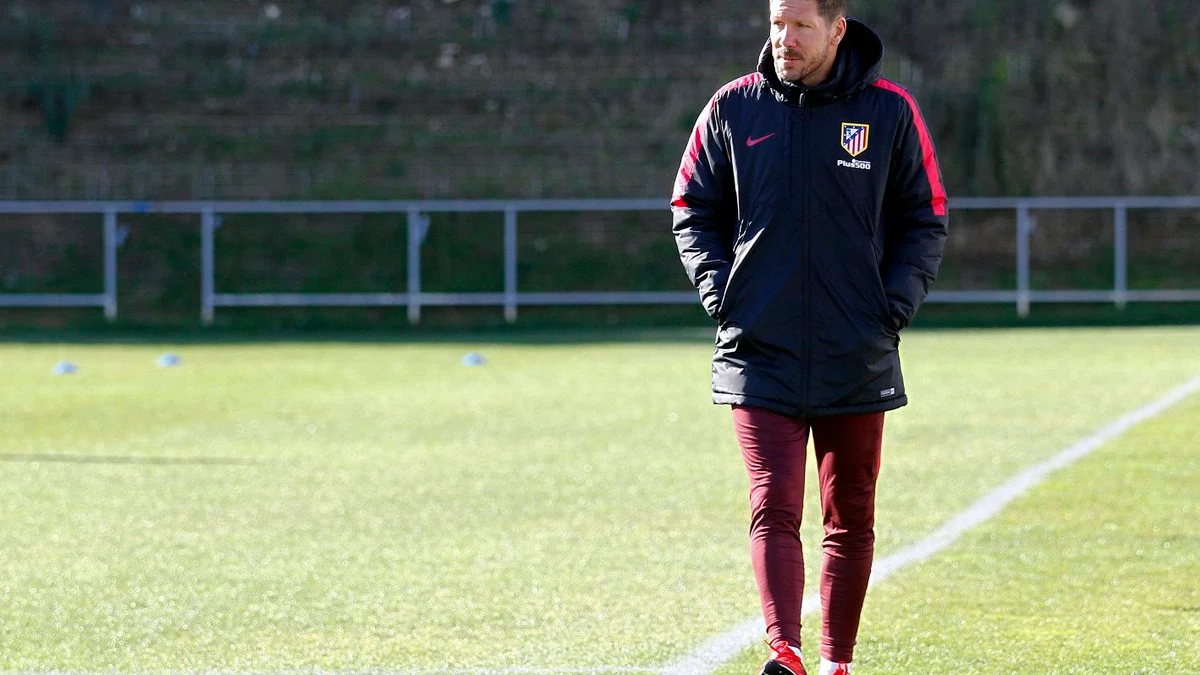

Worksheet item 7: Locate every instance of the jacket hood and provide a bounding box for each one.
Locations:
[757,18,884,104]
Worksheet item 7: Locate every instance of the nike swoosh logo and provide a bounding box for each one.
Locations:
[746,133,777,147]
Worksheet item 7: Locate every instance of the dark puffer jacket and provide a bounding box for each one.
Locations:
[671,19,949,417]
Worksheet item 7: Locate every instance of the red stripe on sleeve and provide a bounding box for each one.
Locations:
[873,79,948,217]
[672,116,709,208]
[672,73,763,209]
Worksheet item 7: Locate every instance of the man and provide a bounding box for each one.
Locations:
[670,1,948,674]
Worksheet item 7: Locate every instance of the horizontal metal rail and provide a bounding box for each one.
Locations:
[4,196,1200,214]
[0,294,111,307]
[213,291,699,307]
[0,197,1197,324]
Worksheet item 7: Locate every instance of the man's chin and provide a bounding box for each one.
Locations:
[775,67,802,83]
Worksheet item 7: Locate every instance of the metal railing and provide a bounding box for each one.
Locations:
[2,197,1199,324]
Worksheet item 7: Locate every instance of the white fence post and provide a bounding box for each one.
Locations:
[1016,204,1032,318]
[201,208,216,326]
[407,208,423,325]
[1114,202,1128,310]
[103,208,118,321]
[504,206,518,324]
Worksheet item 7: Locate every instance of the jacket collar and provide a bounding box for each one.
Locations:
[756,18,884,105]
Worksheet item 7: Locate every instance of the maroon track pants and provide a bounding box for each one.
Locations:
[732,405,885,663]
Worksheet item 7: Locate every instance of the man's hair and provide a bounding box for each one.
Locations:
[771,0,847,24]
[816,0,846,23]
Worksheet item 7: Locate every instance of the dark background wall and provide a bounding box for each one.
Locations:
[3,0,1199,200]
[1,1,1198,328]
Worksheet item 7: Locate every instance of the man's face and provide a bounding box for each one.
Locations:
[770,0,845,84]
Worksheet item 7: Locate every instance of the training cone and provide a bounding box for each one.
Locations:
[158,353,183,368]
[461,352,486,367]
[52,361,78,376]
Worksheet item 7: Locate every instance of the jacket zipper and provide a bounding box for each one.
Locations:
[799,92,811,416]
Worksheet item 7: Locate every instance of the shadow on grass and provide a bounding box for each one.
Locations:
[0,453,271,466]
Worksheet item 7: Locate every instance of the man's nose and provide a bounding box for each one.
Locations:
[778,25,800,48]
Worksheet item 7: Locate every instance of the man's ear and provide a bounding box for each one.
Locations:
[831,16,848,47]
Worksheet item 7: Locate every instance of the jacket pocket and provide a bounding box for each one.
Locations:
[716,219,762,321]
[869,269,900,337]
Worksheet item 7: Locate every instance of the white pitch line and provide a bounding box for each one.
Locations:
[659,375,1200,675]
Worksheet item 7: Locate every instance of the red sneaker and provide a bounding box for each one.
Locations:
[759,639,806,675]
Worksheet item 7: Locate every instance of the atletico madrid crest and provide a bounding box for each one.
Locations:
[841,123,870,157]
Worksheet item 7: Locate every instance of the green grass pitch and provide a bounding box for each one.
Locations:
[1,327,1197,673]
